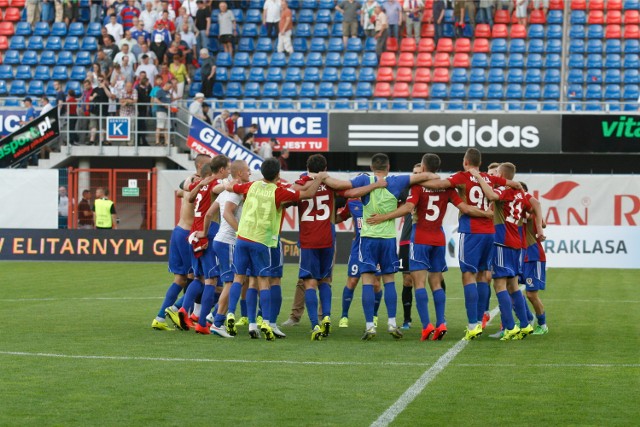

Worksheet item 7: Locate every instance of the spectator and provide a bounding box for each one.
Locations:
[496,0,514,14]
[183,0,199,18]
[201,103,213,126]
[151,34,169,64]
[103,36,120,61]
[263,0,281,39]
[516,0,528,25]
[156,10,177,35]
[121,0,141,31]
[258,138,276,159]
[174,33,193,65]
[93,188,118,230]
[78,190,93,229]
[58,186,69,229]
[139,41,159,65]
[533,0,549,15]
[189,93,207,122]
[114,43,138,66]
[477,0,494,26]
[212,110,230,136]
[194,0,212,54]
[102,6,122,25]
[55,0,65,24]
[63,0,79,25]
[132,20,151,44]
[219,2,237,56]
[453,0,465,37]
[77,80,96,145]
[131,35,145,57]
[403,0,424,41]
[96,49,114,78]
[136,76,151,146]
[180,22,198,55]
[137,54,159,83]
[277,0,294,54]
[153,80,173,146]
[200,48,217,98]
[113,0,127,16]
[176,6,195,31]
[374,5,389,60]
[66,90,79,145]
[20,97,38,125]
[106,13,125,43]
[90,0,102,23]
[120,55,136,83]
[158,63,175,85]
[53,80,66,109]
[361,0,379,38]
[169,54,190,99]
[164,41,181,64]
[41,0,53,24]
[278,148,289,171]
[158,0,177,21]
[118,81,138,146]
[26,0,41,29]
[465,0,476,28]
[89,76,112,145]
[336,0,361,47]
[242,123,259,152]
[152,21,172,46]
[226,111,240,141]
[140,1,159,32]
[40,96,54,116]
[118,30,138,50]
[383,0,402,40]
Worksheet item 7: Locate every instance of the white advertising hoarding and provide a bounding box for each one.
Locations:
[0,169,59,229]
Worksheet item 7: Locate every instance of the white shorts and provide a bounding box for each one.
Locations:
[156,111,169,129]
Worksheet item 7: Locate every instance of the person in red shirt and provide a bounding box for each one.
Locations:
[225,111,240,142]
[66,89,79,145]
[155,10,176,34]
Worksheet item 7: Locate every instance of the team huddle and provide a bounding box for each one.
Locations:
[150,147,548,342]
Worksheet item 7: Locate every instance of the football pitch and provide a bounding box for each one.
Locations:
[1,262,638,426]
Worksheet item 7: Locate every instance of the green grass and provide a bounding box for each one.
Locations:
[0,263,638,426]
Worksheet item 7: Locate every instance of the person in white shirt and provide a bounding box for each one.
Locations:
[118,29,139,50]
[40,96,54,116]
[140,1,158,33]
[263,0,281,39]
[136,54,158,82]
[258,138,276,159]
[188,93,206,124]
[179,23,197,50]
[113,44,138,66]
[403,0,424,41]
[105,13,124,43]
[183,0,199,17]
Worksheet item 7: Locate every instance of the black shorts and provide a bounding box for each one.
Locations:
[219,34,234,44]
[398,244,410,273]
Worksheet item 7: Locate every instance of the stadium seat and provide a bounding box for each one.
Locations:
[39,51,55,65]
[543,84,561,99]
[624,39,639,53]
[76,51,92,66]
[359,67,375,81]
[453,53,470,67]
[528,24,544,38]
[508,53,524,68]
[430,83,447,99]
[0,22,14,36]
[486,84,503,99]
[64,36,80,50]
[51,22,67,37]
[605,54,622,68]
[400,38,417,52]
[586,84,602,99]
[347,38,362,51]
[608,0,622,9]
[4,7,21,21]
[257,38,273,52]
[229,67,246,81]
[587,68,603,82]
[233,52,250,67]
[568,69,584,83]
[285,67,302,82]
[433,68,450,82]
[86,22,101,37]
[624,25,640,38]
[490,53,506,68]
[451,68,467,83]
[488,68,505,83]
[587,25,604,38]
[15,22,31,37]
[510,24,527,38]
[304,52,321,67]
[544,69,561,83]
[569,39,585,53]
[510,39,526,53]
[467,83,484,99]
[317,83,334,98]
[396,68,413,82]
[321,67,338,82]
[547,24,563,39]
[9,80,26,96]
[68,22,84,37]
[398,52,415,67]
[253,52,269,67]
[244,82,260,98]
[428,101,444,110]
[304,67,320,82]
[434,52,450,67]
[380,52,396,67]
[326,52,342,68]
[530,10,546,24]
[469,68,486,82]
[309,38,326,52]
[587,53,603,68]
[472,38,489,52]
[415,68,432,82]
[588,10,604,24]
[19,50,36,65]
[454,38,471,53]
[411,83,429,98]
[377,67,394,82]
[471,53,488,67]
[491,38,507,53]
[607,11,623,24]
[28,80,44,96]
[436,38,453,52]
[341,51,359,67]
[494,10,510,24]
[571,11,586,24]
[625,10,640,24]
[355,82,372,98]
[28,36,44,50]
[449,83,466,99]
[527,39,544,53]
[607,39,623,53]
[10,36,26,50]
[46,36,62,50]
[570,24,585,38]
[548,39,562,53]
[216,52,232,67]
[505,84,523,99]
[606,25,622,38]
[623,84,639,100]
[362,52,378,67]
[266,67,283,82]
[313,23,329,37]
[340,67,356,82]
[507,68,524,83]
[605,84,621,99]
[475,24,491,38]
[624,54,640,69]
[263,82,280,98]
[392,83,410,98]
[52,65,68,80]
[238,38,254,52]
[420,25,435,38]
[584,101,602,111]
[524,84,541,99]
[525,69,542,84]
[606,69,622,83]
[0,35,7,50]
[246,9,261,23]
[214,68,228,81]
[548,10,564,24]
[295,23,311,38]
[249,67,265,82]
[364,37,377,52]
[15,65,31,79]
[418,38,435,52]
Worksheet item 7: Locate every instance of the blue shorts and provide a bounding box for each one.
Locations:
[523,261,546,291]
[191,245,219,279]
[299,246,335,280]
[233,238,272,277]
[409,243,448,273]
[359,237,398,275]
[458,233,494,274]
[168,226,193,275]
[491,245,520,279]
[213,241,235,283]
[270,241,284,278]
[347,238,361,278]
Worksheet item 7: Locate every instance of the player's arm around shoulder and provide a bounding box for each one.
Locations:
[343,176,387,198]
[366,201,415,225]
[469,168,500,201]
[528,195,546,241]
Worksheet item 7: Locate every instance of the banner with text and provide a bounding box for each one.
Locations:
[237,112,329,152]
[0,108,59,168]
[0,108,27,137]
[562,114,640,153]
[187,117,264,171]
[329,112,561,153]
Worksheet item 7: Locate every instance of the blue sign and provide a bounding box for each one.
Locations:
[188,117,264,171]
[107,117,130,141]
[0,109,28,137]
[236,112,329,152]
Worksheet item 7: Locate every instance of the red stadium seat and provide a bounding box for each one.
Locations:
[624,10,639,24]
[475,24,491,38]
[415,68,431,82]
[418,37,435,52]
[454,38,471,52]
[411,83,429,98]
[396,67,413,82]
[386,37,398,51]
[453,53,470,67]
[0,0,9,6]
[472,38,490,52]
[549,0,565,9]
[529,10,546,24]
[0,22,14,36]
[606,10,622,24]
[11,0,26,6]
[376,67,394,82]
[3,7,21,21]
[434,52,450,67]
[398,52,415,67]
[492,24,508,38]
[606,24,622,38]
[494,10,510,24]
[416,52,432,67]
[624,25,640,38]
[510,24,527,38]
[424,0,433,9]
[571,0,586,9]
[400,37,417,52]
[433,68,450,82]
[588,0,604,9]
[0,36,7,50]
[373,82,391,97]
[421,24,435,37]
[422,9,433,23]
[588,10,604,24]
[436,37,453,52]
[392,82,410,98]
[607,0,622,9]
[379,52,396,67]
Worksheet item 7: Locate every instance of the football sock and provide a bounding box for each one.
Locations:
[511,290,529,328]
[193,303,201,318]
[240,299,248,317]
[476,281,490,323]
[374,290,383,316]
[414,287,430,328]
[524,294,535,323]
[341,287,354,318]
[198,285,216,327]
[227,281,243,315]
[214,313,225,328]
[402,285,413,323]
[463,283,479,325]
[362,284,375,323]
[496,290,516,330]
[318,282,332,317]
[157,283,182,318]
[305,289,319,327]
[246,288,258,323]
[432,288,446,327]
[269,284,282,323]
[194,289,202,305]
[213,288,221,306]
[384,282,398,319]
[259,289,271,326]
[537,312,546,326]
[173,296,184,309]
[181,279,203,313]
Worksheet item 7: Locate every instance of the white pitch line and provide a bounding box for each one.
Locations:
[370,304,501,427]
[454,363,640,368]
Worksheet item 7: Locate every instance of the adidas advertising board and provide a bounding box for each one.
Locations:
[329,113,561,153]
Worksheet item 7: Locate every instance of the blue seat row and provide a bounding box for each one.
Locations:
[8,36,97,51]
[215,51,377,67]
[0,65,86,81]
[214,66,376,82]
[0,80,82,97]
[2,50,93,66]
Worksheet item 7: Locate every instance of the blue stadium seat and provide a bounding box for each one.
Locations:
[278,98,295,109]
[10,36,27,50]
[44,79,57,97]
[587,68,603,82]
[313,23,329,37]
[318,0,334,9]
[542,101,559,111]
[548,10,563,24]
[331,23,343,37]
[606,69,622,83]
[607,101,621,111]
[487,84,503,99]
[15,22,31,36]
[547,39,562,53]
[586,84,602,100]
[451,68,468,83]
[263,82,280,97]
[233,9,244,23]
[605,84,621,99]
[242,98,257,109]
[624,39,639,54]
[347,38,363,51]
[334,99,352,110]
[544,69,561,83]
[293,38,308,52]
[569,39,585,53]
[9,80,27,96]
[508,53,524,68]
[249,67,265,82]
[359,67,375,81]
[543,84,560,99]
[547,25,563,39]
[192,69,202,82]
[469,68,486,83]
[237,38,254,52]
[281,82,298,98]
[341,67,357,82]
[64,36,80,50]
[507,69,524,83]
[586,54,602,68]
[488,68,505,83]
[567,84,583,99]
[221,98,238,109]
[75,51,91,66]
[246,9,261,23]
[447,100,464,110]
[80,36,97,51]
[304,67,320,81]
[318,82,335,97]
[28,80,45,96]
[528,24,544,38]
[509,39,525,53]
[39,51,55,65]
[468,83,485,99]
[490,53,506,68]
[298,98,313,109]
[33,23,50,37]
[586,39,603,54]
[252,52,268,67]
[249,0,265,9]
[266,67,283,82]
[624,0,639,9]
[364,37,377,52]
[603,40,622,55]
[295,23,311,38]
[506,84,523,99]
[46,36,62,50]
[491,38,507,53]
[524,84,541,99]
[188,82,203,98]
[317,9,332,23]
[19,51,37,65]
[68,22,84,37]
[584,101,602,111]
[298,9,314,23]
[213,67,228,82]
[300,82,318,98]
[244,82,261,98]
[15,65,32,79]
[429,101,444,110]
[302,0,318,8]
[233,52,249,67]
[283,67,300,82]
[28,36,44,50]
[528,39,544,53]
[288,52,304,67]
[570,11,586,25]
[569,25,585,38]
[52,65,68,80]
[241,23,257,37]
[587,25,604,39]
[322,67,338,82]
[256,38,273,52]
[0,81,7,96]
[268,52,285,67]
[568,69,584,83]
[337,82,354,98]
[229,67,246,81]
[0,65,13,79]
[624,69,639,84]
[545,54,561,68]
[624,54,640,69]
[343,52,360,67]
[51,22,67,37]
[362,52,378,67]
[325,52,341,67]
[568,53,584,68]
[507,101,521,111]
[306,52,323,67]
[623,84,639,100]
[449,83,466,99]
[86,22,101,37]
[471,53,488,68]
[412,99,427,110]
[431,83,447,99]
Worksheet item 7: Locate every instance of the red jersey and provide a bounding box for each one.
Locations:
[407,185,462,246]
[225,118,236,136]
[189,178,219,233]
[447,171,506,234]
[493,187,526,249]
[233,180,300,208]
[295,175,335,249]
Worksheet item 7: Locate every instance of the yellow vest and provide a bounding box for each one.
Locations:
[237,181,282,248]
[95,198,114,228]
